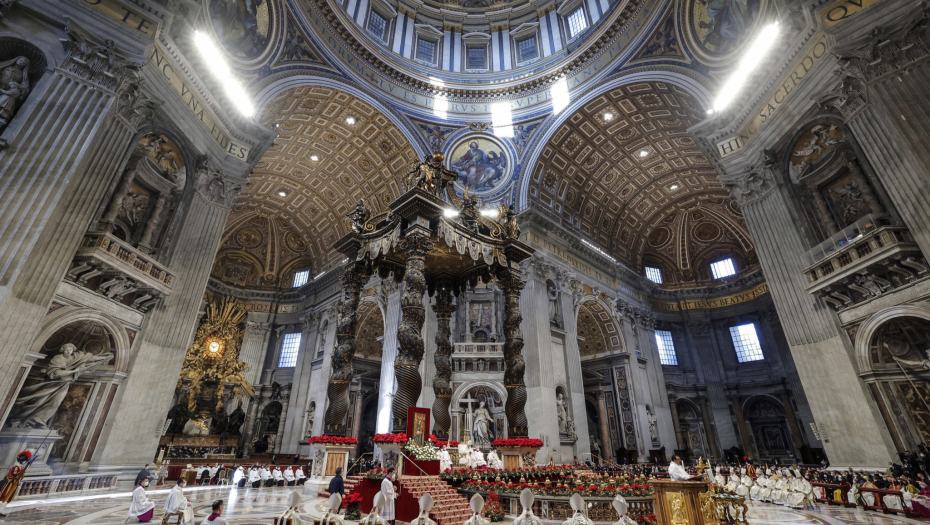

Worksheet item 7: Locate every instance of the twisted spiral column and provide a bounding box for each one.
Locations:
[391,233,433,431]
[323,264,370,435]
[431,285,456,439]
[498,268,528,437]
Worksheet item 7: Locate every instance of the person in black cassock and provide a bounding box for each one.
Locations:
[327,467,344,506]
[134,464,155,487]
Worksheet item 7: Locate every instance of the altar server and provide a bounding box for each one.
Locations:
[249,466,262,488]
[438,446,452,472]
[295,467,307,485]
[284,466,296,486]
[128,479,156,522]
[380,468,397,525]
[273,466,285,486]
[165,479,195,524]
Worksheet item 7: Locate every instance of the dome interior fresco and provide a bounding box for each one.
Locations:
[211,209,313,289]
[527,81,757,285]
[237,86,419,274]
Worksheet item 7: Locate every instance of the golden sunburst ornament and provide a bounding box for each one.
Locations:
[202,334,227,360]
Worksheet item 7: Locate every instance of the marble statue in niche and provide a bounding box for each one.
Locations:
[647,404,659,443]
[6,343,113,429]
[0,56,30,133]
[547,281,562,328]
[305,402,316,437]
[556,393,578,441]
[471,401,493,447]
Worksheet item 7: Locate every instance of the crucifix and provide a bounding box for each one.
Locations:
[459,393,480,443]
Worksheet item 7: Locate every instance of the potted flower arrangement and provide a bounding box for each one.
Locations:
[373,433,408,444]
[342,492,363,520]
[634,514,657,524]
[485,492,505,522]
[492,438,544,448]
[367,467,388,480]
[404,440,439,461]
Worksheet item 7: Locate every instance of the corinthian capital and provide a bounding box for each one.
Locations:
[723,151,777,206]
[195,156,242,208]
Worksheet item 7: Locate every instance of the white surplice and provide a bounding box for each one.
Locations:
[128,485,155,518]
[164,485,194,524]
[380,477,396,520]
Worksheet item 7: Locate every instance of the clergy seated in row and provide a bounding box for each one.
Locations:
[725,469,741,492]
[249,467,262,488]
[273,467,285,486]
[438,446,452,472]
[737,468,752,497]
[284,467,296,486]
[295,467,307,485]
[164,478,195,525]
[487,449,504,470]
[128,479,156,522]
[262,466,275,487]
[232,466,246,487]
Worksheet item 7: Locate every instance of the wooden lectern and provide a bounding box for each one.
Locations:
[653,479,712,525]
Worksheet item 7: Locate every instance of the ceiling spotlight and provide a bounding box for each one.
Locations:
[346,116,356,125]
[193,30,255,117]
[278,190,288,197]
[480,208,499,218]
[274,123,280,128]
[603,112,614,121]
[639,150,649,158]
[310,155,319,161]
[670,184,679,190]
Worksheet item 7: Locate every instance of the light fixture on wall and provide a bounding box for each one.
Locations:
[193,30,255,117]
[712,21,781,112]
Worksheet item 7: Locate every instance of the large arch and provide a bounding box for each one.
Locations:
[516,69,714,211]
[32,306,134,373]
[854,304,930,373]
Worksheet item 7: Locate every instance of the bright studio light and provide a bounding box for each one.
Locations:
[492,102,514,138]
[713,21,780,112]
[480,208,499,217]
[193,30,255,117]
[430,78,448,120]
[443,208,460,217]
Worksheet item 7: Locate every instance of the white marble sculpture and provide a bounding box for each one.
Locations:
[463,493,490,525]
[611,495,637,525]
[361,493,389,525]
[472,402,493,446]
[8,343,113,429]
[416,493,437,525]
[562,493,595,525]
[512,489,543,525]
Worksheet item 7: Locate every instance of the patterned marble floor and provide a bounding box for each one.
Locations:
[4,488,930,525]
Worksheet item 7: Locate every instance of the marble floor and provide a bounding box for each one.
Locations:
[3,487,930,525]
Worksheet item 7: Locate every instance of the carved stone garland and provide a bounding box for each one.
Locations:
[498,268,528,437]
[323,264,371,435]
[392,233,434,431]
[431,284,456,439]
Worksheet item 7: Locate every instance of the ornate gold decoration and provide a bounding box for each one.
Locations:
[665,492,688,525]
[699,489,719,523]
[176,296,254,412]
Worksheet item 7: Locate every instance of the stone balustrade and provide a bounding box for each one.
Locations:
[803,219,927,311]
[65,231,176,311]
[452,342,504,373]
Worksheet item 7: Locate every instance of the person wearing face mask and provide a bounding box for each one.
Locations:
[380,467,397,525]
[165,478,195,524]
[128,478,156,522]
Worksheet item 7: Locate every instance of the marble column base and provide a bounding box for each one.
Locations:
[0,428,65,477]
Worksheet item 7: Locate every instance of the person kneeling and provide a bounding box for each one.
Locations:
[200,499,229,525]
[128,479,156,522]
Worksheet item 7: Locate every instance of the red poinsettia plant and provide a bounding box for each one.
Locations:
[308,436,359,445]
[493,438,544,448]
[373,433,408,443]
[428,434,460,447]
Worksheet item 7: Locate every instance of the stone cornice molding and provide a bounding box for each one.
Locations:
[721,151,778,206]
[58,17,146,92]
[832,5,930,83]
[195,156,243,208]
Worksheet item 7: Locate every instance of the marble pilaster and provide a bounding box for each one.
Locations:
[240,313,273,386]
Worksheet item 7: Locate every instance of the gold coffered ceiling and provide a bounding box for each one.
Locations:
[528,82,757,285]
[239,86,419,272]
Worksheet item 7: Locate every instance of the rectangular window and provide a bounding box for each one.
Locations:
[416,38,436,63]
[367,11,387,41]
[467,46,487,69]
[711,258,737,279]
[517,37,538,62]
[655,330,678,366]
[293,270,310,288]
[567,8,588,39]
[730,323,764,363]
[278,333,302,368]
[645,267,663,284]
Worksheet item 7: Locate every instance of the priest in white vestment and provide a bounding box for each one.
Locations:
[165,479,195,524]
[295,467,307,485]
[380,468,397,525]
[471,449,487,468]
[487,449,504,469]
[458,441,472,466]
[249,467,261,488]
[714,467,726,487]
[284,467,296,486]
[737,468,751,497]
[750,476,764,501]
[438,446,452,472]
[261,466,273,487]
[232,466,244,487]
[725,470,740,492]
[273,467,284,486]
[128,479,156,522]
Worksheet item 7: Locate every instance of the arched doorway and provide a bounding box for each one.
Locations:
[253,401,282,453]
[357,396,378,460]
[676,400,707,460]
[743,397,792,462]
